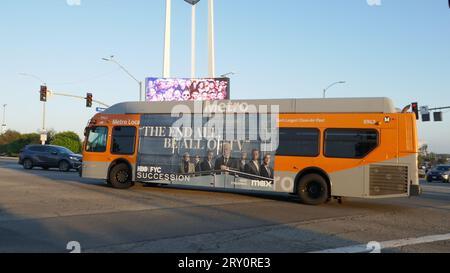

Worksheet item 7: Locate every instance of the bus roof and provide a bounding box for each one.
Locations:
[102,97,397,115]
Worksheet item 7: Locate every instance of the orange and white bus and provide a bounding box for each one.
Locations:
[81,98,421,205]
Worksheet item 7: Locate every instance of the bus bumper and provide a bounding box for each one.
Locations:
[410,184,422,196]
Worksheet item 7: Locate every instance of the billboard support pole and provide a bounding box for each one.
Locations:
[191,4,197,79]
[208,0,216,78]
[163,0,172,78]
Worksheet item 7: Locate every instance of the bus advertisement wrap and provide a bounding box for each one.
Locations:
[145,78,230,102]
[136,110,280,192]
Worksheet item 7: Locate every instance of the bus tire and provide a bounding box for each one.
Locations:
[109,163,134,189]
[297,174,329,205]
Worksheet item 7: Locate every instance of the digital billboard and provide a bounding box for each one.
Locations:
[145,78,230,102]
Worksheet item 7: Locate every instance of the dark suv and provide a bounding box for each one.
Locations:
[426,165,450,183]
[18,145,82,172]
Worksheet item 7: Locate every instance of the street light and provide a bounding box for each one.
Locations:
[323,81,346,98]
[19,73,46,85]
[220,72,236,78]
[102,56,143,102]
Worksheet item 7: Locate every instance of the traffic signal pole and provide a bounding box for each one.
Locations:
[50,92,110,108]
[38,89,109,145]
[41,102,46,145]
[428,106,450,111]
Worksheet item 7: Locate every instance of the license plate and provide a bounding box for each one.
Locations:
[433,176,437,179]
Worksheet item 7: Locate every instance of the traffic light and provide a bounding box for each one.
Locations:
[40,85,47,102]
[411,102,419,120]
[434,112,443,122]
[86,93,93,108]
[422,113,431,122]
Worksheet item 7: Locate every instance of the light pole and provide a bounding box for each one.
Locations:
[1,104,6,134]
[102,56,143,102]
[19,73,47,143]
[323,81,346,98]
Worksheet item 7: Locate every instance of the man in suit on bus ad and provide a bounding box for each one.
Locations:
[244,149,261,178]
[214,143,238,171]
[260,154,274,180]
[179,152,195,174]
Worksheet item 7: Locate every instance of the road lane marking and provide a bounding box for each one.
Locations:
[312,233,450,253]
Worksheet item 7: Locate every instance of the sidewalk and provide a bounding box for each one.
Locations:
[0,156,19,161]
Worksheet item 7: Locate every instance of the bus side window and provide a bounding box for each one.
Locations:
[111,126,137,155]
[276,128,320,157]
[85,127,108,153]
[324,129,379,159]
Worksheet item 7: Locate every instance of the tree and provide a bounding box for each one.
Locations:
[0,130,21,145]
[6,133,40,156]
[418,144,429,167]
[419,144,429,157]
[0,130,22,155]
[46,129,57,144]
[50,131,82,154]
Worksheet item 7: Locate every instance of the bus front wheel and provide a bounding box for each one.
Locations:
[109,163,134,189]
[297,174,329,205]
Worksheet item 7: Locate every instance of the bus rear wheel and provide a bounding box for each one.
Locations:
[297,174,329,205]
[109,163,134,189]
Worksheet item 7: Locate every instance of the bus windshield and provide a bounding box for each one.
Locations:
[85,127,108,153]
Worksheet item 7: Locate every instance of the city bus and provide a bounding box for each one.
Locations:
[81,98,421,205]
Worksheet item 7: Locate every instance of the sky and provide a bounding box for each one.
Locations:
[0,0,449,152]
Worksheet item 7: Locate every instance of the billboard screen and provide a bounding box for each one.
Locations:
[145,78,230,102]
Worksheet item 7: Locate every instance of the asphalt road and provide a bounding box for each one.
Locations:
[0,157,449,253]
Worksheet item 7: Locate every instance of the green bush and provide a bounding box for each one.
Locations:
[50,131,82,154]
[0,130,22,154]
[0,130,82,156]
[6,133,40,157]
